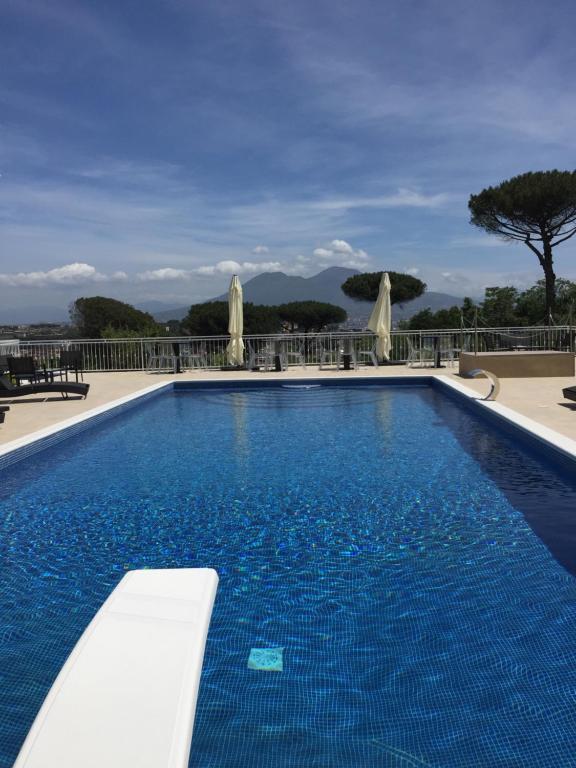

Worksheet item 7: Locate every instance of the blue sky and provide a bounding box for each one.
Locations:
[1,0,575,313]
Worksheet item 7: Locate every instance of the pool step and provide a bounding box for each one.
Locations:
[14,567,219,768]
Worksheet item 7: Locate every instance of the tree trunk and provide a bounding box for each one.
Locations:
[542,238,556,319]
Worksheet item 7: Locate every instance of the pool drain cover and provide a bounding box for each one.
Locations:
[248,647,283,671]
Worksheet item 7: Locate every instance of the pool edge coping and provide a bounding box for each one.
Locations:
[1,373,575,467]
[435,376,576,464]
[0,380,174,466]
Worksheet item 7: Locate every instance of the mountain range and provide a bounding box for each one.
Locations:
[152,267,464,327]
[0,267,465,326]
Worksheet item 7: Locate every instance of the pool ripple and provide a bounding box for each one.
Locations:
[1,386,576,766]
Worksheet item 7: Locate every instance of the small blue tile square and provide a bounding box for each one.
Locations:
[248,647,283,671]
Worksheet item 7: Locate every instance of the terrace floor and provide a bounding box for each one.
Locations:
[1,366,576,445]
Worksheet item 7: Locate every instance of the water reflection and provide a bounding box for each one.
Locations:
[231,392,249,464]
[429,390,576,576]
[375,391,392,439]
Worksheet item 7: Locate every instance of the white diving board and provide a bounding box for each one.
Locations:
[14,567,219,768]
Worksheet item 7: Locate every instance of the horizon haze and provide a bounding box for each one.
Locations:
[0,266,465,325]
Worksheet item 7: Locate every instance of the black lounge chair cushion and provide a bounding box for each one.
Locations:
[0,405,8,423]
[0,376,89,399]
[563,385,576,403]
[7,356,46,384]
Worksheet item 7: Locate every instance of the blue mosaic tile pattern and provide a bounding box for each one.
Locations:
[1,384,576,767]
[0,383,169,471]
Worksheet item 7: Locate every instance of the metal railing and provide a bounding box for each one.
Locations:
[11,325,575,372]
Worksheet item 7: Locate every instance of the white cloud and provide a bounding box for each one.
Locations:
[252,245,270,254]
[330,239,354,254]
[342,257,370,269]
[417,265,550,297]
[440,271,476,288]
[311,239,370,269]
[137,268,191,282]
[442,271,457,280]
[0,262,127,287]
[311,189,453,212]
[449,236,507,249]
[313,248,333,258]
[196,260,283,276]
[406,267,420,275]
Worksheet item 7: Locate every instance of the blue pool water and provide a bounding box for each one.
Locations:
[1,383,576,767]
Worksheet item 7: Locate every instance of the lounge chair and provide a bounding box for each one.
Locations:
[563,385,576,402]
[0,405,8,423]
[0,375,89,399]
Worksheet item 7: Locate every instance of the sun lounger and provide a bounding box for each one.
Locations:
[14,567,219,768]
[0,375,89,399]
[0,405,8,423]
[562,385,576,402]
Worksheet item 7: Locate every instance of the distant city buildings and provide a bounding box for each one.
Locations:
[0,323,70,340]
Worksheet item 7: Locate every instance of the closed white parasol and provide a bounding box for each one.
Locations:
[367,272,392,361]
[226,274,244,366]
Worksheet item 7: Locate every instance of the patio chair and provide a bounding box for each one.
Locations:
[0,405,8,424]
[406,337,435,367]
[563,385,576,403]
[406,336,419,367]
[318,339,336,369]
[145,342,179,373]
[437,335,457,367]
[180,342,208,370]
[316,338,356,369]
[336,337,358,370]
[277,339,306,369]
[422,335,456,368]
[7,356,46,385]
[356,339,379,367]
[247,340,277,371]
[59,350,85,382]
[0,375,89,400]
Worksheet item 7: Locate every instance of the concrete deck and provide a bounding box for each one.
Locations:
[1,366,576,445]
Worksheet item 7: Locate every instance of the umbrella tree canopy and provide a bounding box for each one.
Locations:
[367,272,392,361]
[226,275,244,366]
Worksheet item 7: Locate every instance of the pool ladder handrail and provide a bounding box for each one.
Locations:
[464,368,500,401]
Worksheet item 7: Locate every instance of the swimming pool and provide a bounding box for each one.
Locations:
[1,381,576,767]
